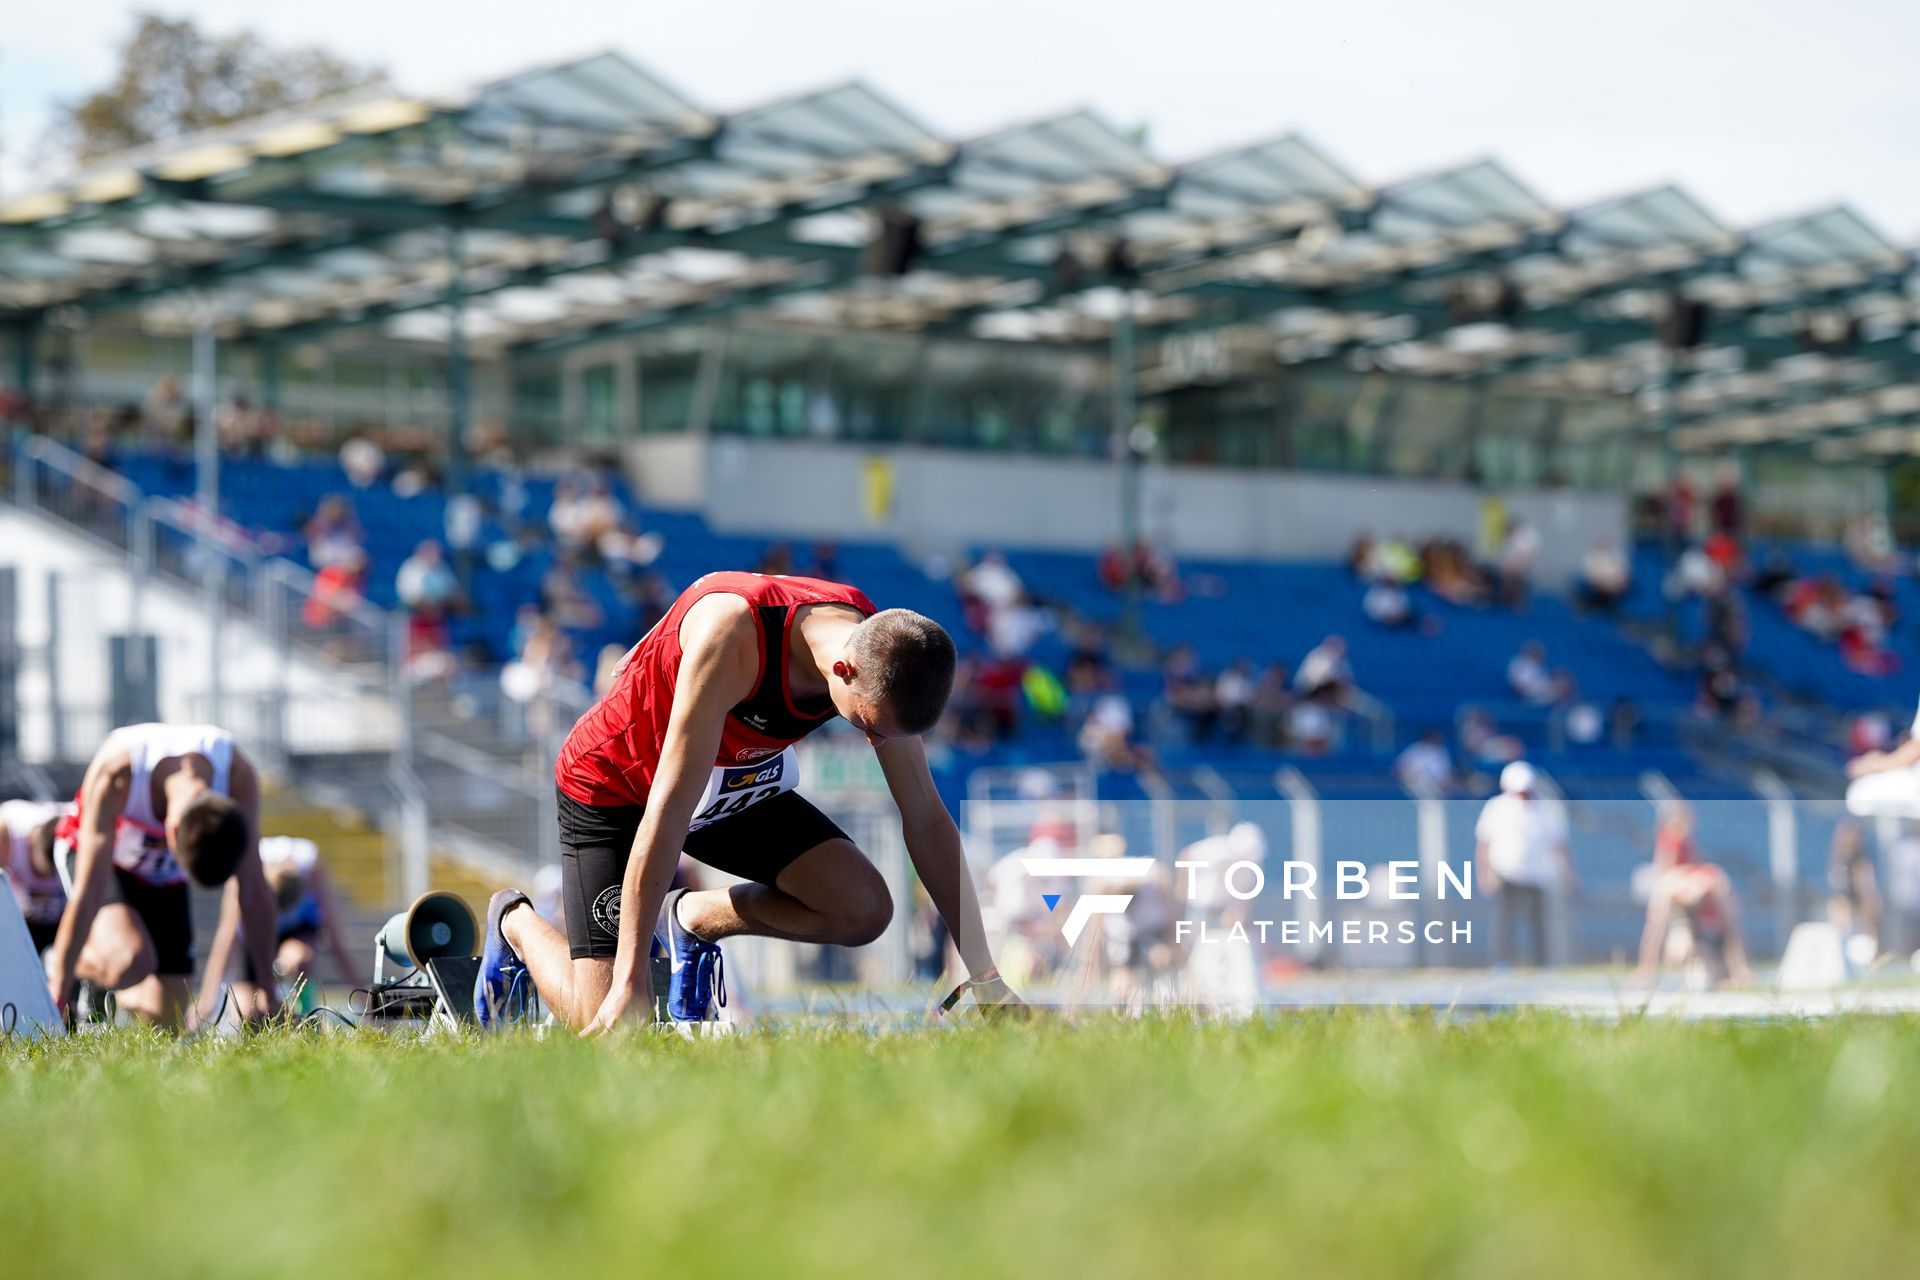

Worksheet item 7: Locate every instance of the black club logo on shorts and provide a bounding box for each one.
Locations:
[591,886,622,937]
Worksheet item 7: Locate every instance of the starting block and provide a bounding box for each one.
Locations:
[0,871,61,1040]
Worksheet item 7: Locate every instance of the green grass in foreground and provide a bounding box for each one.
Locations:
[4,1014,1919,1279]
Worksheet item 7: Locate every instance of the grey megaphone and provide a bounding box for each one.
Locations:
[376,891,477,968]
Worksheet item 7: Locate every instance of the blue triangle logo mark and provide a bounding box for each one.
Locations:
[1042,894,1061,912]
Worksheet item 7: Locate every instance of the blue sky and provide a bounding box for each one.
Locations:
[6,0,1920,239]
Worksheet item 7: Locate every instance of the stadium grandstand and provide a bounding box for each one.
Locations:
[4,48,1918,979]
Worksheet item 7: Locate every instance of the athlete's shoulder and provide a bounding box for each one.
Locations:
[678,590,760,660]
[83,743,134,803]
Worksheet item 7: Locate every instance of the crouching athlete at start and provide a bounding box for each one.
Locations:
[47,723,281,1028]
[476,571,1021,1031]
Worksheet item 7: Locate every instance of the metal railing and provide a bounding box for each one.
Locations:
[9,435,551,885]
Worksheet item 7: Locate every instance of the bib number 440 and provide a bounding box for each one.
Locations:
[693,785,782,827]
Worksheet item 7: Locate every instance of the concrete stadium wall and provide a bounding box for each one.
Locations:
[631,437,1625,585]
[0,508,386,765]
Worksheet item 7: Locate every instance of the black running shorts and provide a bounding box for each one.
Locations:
[114,870,194,977]
[556,787,849,959]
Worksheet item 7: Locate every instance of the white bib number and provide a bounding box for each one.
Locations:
[689,748,798,832]
[113,825,181,885]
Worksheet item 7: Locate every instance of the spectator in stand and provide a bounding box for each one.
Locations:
[1460,709,1525,768]
[1159,646,1217,744]
[396,540,463,683]
[302,547,368,653]
[1832,586,1897,674]
[1634,802,1754,987]
[987,591,1047,659]
[755,540,796,576]
[1347,532,1376,578]
[390,458,438,499]
[633,571,676,636]
[142,373,187,442]
[1063,636,1112,727]
[1135,540,1184,603]
[303,495,364,569]
[804,541,843,582]
[1395,730,1454,796]
[518,611,582,683]
[1703,529,1743,578]
[972,655,1026,741]
[963,550,1025,613]
[396,540,460,615]
[1507,641,1555,705]
[1826,821,1882,950]
[1362,575,1415,629]
[1703,584,1748,664]
[942,657,999,754]
[339,436,386,490]
[1576,536,1631,613]
[1288,691,1336,756]
[1078,675,1153,772]
[1783,574,1845,638]
[598,520,664,579]
[1669,544,1727,601]
[1751,550,1795,597]
[1214,659,1257,744]
[1294,635,1353,703]
[1371,534,1422,586]
[548,479,591,551]
[1709,463,1744,540]
[1845,515,1897,575]
[1497,519,1541,607]
[1868,577,1900,629]
[1424,537,1489,606]
[1695,649,1760,724]
[1669,473,1696,541]
[1611,698,1642,748]
[1097,540,1183,602]
[502,611,584,741]
[1251,664,1294,749]
[577,480,624,550]
[1474,762,1573,968]
[540,554,605,631]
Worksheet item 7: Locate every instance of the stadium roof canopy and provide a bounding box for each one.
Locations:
[4,50,1919,460]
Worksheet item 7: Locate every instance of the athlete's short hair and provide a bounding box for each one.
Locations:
[266,861,310,912]
[174,793,249,887]
[26,820,57,876]
[851,608,957,736]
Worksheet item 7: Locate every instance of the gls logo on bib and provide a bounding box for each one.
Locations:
[723,759,785,791]
[690,747,798,831]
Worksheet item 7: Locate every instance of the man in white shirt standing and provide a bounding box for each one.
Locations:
[1845,696,1920,819]
[1474,762,1573,967]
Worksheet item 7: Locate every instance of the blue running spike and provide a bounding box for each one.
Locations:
[473,888,531,1030]
[656,887,726,1022]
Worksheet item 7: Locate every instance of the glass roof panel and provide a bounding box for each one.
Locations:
[1742,207,1906,285]
[463,51,708,143]
[1562,185,1730,258]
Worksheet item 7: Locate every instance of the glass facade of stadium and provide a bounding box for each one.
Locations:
[33,315,1886,538]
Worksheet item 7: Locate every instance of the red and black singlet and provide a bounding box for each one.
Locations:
[555,572,876,807]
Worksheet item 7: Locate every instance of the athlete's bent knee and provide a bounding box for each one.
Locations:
[834,883,893,947]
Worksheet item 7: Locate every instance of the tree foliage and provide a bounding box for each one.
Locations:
[45,13,388,164]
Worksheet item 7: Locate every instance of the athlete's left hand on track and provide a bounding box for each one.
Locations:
[970,975,1030,1021]
[579,984,643,1037]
